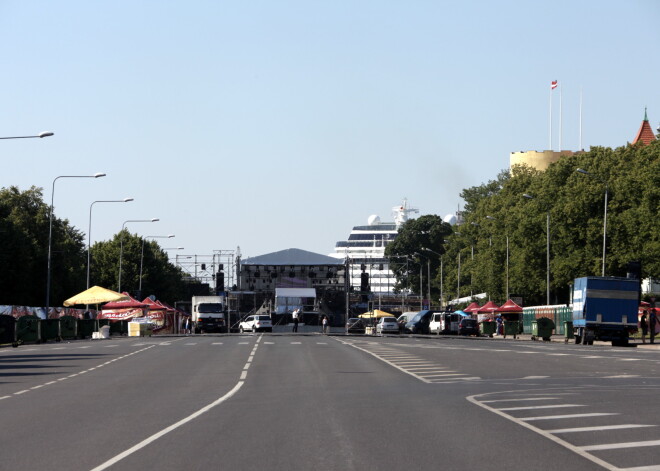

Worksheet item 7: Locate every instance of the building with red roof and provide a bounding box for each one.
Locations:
[632,108,657,146]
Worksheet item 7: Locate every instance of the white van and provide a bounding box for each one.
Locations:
[429,312,460,335]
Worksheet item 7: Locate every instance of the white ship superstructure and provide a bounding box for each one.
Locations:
[329,199,418,295]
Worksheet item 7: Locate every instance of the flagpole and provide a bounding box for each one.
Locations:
[559,83,563,151]
[549,86,553,150]
[579,86,583,150]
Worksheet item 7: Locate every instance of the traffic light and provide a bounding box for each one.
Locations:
[201,263,206,270]
[360,272,369,292]
[217,272,224,292]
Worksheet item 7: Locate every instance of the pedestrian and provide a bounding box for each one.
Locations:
[292,308,299,333]
[322,315,329,334]
[496,316,503,336]
[640,312,648,344]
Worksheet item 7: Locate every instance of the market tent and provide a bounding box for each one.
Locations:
[99,292,148,321]
[463,302,481,314]
[476,301,500,314]
[496,299,523,313]
[359,309,396,318]
[63,286,129,307]
[102,292,147,309]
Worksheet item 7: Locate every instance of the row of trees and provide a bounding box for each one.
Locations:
[386,140,660,306]
[0,186,193,307]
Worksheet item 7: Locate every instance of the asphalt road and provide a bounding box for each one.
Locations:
[1,333,660,471]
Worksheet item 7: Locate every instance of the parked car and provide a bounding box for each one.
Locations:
[346,317,366,334]
[376,317,399,334]
[239,315,273,333]
[458,317,479,336]
[404,310,438,334]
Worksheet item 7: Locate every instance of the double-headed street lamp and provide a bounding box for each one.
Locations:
[87,198,134,289]
[576,168,609,276]
[118,219,159,292]
[0,131,54,140]
[138,235,174,296]
[46,173,106,312]
[523,193,551,305]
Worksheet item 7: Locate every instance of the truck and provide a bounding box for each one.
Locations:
[572,276,639,346]
[192,296,228,333]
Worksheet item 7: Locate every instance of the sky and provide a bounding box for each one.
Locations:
[2,0,659,261]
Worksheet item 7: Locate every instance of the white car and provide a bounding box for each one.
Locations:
[376,317,399,334]
[239,315,273,333]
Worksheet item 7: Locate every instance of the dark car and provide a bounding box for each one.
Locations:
[458,317,479,336]
[346,318,366,334]
[404,310,438,334]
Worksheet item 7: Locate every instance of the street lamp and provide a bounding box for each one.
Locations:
[0,131,54,140]
[118,218,159,292]
[87,198,134,289]
[46,173,106,313]
[576,168,609,276]
[486,216,509,300]
[422,247,443,309]
[523,193,551,305]
[139,235,175,296]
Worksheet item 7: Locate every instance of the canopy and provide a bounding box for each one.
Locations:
[454,310,468,317]
[359,309,396,319]
[63,286,129,307]
[102,292,147,309]
[476,300,500,314]
[496,299,523,313]
[463,302,481,313]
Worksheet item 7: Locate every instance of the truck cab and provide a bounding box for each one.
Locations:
[192,296,228,333]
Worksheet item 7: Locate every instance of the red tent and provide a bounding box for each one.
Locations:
[141,297,176,333]
[99,293,148,321]
[477,301,500,314]
[496,299,523,313]
[463,302,481,314]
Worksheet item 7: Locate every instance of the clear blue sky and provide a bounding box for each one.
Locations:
[2,0,659,259]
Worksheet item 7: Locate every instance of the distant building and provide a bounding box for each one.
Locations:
[632,108,657,146]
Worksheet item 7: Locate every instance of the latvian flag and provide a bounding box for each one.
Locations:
[551,80,558,90]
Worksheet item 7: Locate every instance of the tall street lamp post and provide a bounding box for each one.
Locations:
[46,173,106,312]
[0,131,54,139]
[576,168,609,276]
[138,235,175,296]
[523,194,551,305]
[118,219,159,292]
[486,216,509,300]
[422,247,443,308]
[87,198,134,289]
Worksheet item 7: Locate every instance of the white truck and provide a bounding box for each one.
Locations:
[191,296,227,333]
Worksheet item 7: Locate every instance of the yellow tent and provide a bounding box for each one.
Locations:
[359,309,396,319]
[63,286,129,307]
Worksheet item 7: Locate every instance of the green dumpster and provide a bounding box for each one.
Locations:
[502,320,519,339]
[109,320,128,336]
[59,315,78,339]
[77,319,96,339]
[16,315,41,344]
[0,315,17,347]
[40,318,61,342]
[480,321,496,337]
[532,317,555,341]
[563,321,574,343]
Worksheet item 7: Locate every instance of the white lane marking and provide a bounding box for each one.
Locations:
[581,439,660,451]
[618,466,660,471]
[619,358,643,361]
[247,356,254,362]
[604,375,640,378]
[238,342,249,345]
[14,390,29,395]
[548,424,656,434]
[481,397,563,404]
[420,373,465,377]
[240,371,247,380]
[317,342,327,345]
[184,343,197,346]
[243,363,250,371]
[51,347,66,350]
[523,376,550,379]
[264,341,274,344]
[0,396,10,400]
[103,345,119,348]
[291,342,301,344]
[90,381,245,471]
[497,404,584,411]
[522,413,619,421]
[212,342,223,345]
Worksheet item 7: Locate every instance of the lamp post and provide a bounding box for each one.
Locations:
[523,193,551,305]
[118,218,159,292]
[0,131,54,140]
[576,168,609,276]
[139,235,175,296]
[486,216,509,300]
[87,198,134,289]
[413,253,423,310]
[46,173,106,312]
[422,247,443,309]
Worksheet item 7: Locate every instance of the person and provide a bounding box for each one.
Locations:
[495,316,503,336]
[640,312,648,344]
[292,308,299,333]
[322,315,329,334]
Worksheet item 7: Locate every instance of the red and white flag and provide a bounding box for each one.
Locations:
[551,80,558,90]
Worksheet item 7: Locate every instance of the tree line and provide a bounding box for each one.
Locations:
[386,140,660,306]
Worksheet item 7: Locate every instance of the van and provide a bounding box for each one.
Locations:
[397,312,417,333]
[429,312,459,335]
[404,310,438,334]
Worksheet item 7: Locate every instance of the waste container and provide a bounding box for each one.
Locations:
[59,315,78,339]
[502,320,519,339]
[563,321,574,343]
[480,321,496,337]
[16,315,41,344]
[109,320,128,336]
[0,315,17,347]
[40,318,61,342]
[77,319,96,339]
[531,317,555,341]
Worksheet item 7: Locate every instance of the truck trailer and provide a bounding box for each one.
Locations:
[572,276,639,346]
[191,296,228,333]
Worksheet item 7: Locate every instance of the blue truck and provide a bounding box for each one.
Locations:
[572,276,639,346]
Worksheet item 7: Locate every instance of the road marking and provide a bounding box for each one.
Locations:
[522,376,550,379]
[522,413,618,421]
[581,439,660,451]
[317,342,327,345]
[238,342,249,345]
[548,424,656,434]
[240,371,247,380]
[264,341,274,344]
[481,397,561,403]
[14,390,29,395]
[243,363,250,371]
[184,343,197,346]
[420,373,464,377]
[0,396,10,400]
[212,342,223,345]
[497,404,584,411]
[291,342,301,344]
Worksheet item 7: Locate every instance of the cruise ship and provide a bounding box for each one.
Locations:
[328,199,419,295]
